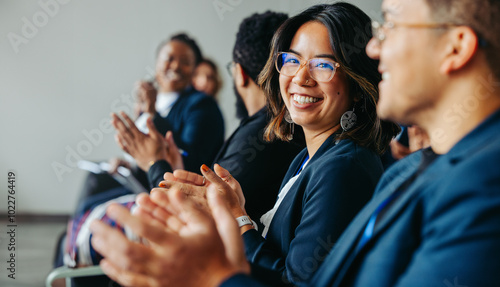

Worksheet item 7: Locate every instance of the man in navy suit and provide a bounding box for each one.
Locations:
[77,33,224,200]
[89,0,500,286]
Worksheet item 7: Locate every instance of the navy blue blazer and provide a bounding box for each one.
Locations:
[222,110,500,287]
[148,87,224,184]
[242,134,383,286]
[308,110,500,286]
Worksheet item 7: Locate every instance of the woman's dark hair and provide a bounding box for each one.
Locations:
[156,33,203,66]
[259,2,400,154]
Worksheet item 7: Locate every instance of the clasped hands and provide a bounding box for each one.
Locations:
[111,111,184,172]
[135,80,157,116]
[89,164,250,287]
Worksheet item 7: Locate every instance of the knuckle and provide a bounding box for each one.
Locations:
[122,243,137,258]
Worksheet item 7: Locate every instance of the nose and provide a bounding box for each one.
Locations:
[366,37,380,60]
[198,76,207,86]
[292,63,314,86]
[167,58,180,71]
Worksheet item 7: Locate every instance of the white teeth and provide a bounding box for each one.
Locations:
[293,94,319,104]
[382,72,391,81]
[166,70,181,80]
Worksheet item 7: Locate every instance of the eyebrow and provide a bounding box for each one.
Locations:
[288,49,337,60]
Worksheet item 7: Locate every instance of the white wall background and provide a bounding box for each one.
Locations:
[0,0,382,215]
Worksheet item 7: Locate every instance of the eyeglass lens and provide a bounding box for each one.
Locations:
[276,52,337,82]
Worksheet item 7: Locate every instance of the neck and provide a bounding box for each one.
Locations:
[242,83,267,117]
[303,124,341,158]
[159,88,175,93]
[421,72,500,154]
[159,85,187,94]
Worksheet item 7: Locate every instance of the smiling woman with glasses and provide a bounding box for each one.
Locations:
[223,2,400,285]
[88,3,400,286]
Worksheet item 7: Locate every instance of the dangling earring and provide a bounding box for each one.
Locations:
[284,110,294,140]
[340,107,357,132]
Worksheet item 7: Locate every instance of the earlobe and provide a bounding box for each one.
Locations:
[440,27,479,74]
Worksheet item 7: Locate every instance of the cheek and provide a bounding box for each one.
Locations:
[322,80,349,102]
[279,75,291,99]
[279,78,291,109]
[183,67,194,80]
[156,63,164,74]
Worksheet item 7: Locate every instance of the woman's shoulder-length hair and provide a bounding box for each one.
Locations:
[259,2,400,155]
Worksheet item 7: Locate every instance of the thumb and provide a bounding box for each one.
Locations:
[146,117,162,139]
[165,130,173,141]
[200,164,227,187]
[214,164,235,184]
[165,131,179,150]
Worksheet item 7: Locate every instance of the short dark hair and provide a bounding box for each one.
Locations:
[424,0,500,80]
[156,33,203,66]
[233,11,288,83]
[259,2,400,154]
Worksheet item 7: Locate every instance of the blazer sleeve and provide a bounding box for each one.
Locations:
[176,96,224,173]
[147,160,173,188]
[243,153,381,286]
[220,274,269,287]
[152,112,173,137]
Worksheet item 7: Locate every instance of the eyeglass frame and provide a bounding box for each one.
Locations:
[274,51,341,83]
[371,20,488,47]
[226,61,235,77]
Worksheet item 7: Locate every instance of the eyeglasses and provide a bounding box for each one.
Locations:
[371,20,458,43]
[275,52,340,83]
[371,20,488,47]
[226,62,235,77]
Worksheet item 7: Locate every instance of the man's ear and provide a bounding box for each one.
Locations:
[440,26,479,74]
[234,63,250,87]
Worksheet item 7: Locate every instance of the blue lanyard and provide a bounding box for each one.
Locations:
[356,188,404,251]
[295,155,310,176]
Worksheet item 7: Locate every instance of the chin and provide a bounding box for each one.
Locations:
[376,101,392,121]
[378,107,410,126]
[171,83,188,92]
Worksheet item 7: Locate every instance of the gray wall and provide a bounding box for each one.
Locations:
[0,0,382,214]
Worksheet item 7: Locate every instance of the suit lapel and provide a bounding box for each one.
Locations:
[367,157,446,243]
[370,110,500,246]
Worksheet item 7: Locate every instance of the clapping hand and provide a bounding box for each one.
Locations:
[90,184,249,287]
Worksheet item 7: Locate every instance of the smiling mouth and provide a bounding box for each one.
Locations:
[165,70,182,81]
[293,94,320,105]
[381,72,391,81]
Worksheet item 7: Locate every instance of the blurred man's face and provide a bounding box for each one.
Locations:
[156,40,196,93]
[366,0,446,126]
